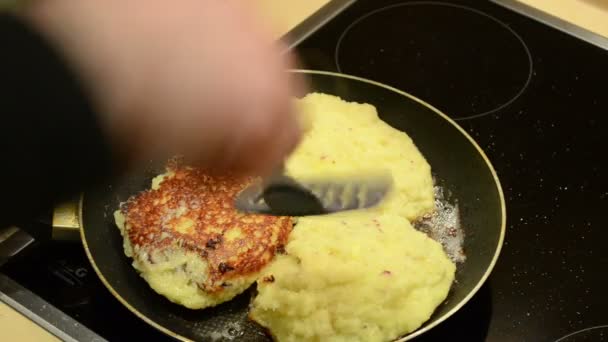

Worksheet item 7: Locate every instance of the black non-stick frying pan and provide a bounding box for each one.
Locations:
[59,70,505,341]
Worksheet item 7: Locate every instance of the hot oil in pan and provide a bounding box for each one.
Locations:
[415,180,466,265]
[162,289,268,342]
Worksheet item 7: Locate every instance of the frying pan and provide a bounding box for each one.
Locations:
[53,70,506,341]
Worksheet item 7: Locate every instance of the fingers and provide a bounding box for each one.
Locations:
[218,42,304,176]
[229,85,301,176]
[283,50,309,98]
[33,0,308,176]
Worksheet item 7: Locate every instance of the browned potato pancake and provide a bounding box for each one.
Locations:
[115,160,293,309]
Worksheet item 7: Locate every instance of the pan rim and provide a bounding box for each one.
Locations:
[80,69,507,342]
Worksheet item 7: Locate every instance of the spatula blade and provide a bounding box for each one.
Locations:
[234,172,393,216]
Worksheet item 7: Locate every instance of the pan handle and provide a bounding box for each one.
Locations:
[51,200,81,241]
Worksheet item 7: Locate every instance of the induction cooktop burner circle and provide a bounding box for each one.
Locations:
[335,2,533,120]
[555,325,608,341]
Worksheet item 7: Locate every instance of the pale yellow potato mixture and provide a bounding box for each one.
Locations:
[250,93,455,342]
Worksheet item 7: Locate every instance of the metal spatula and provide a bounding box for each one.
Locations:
[234,171,393,216]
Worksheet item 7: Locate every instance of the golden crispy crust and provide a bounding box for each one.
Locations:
[121,162,293,292]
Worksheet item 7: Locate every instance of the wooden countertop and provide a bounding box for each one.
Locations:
[516,0,608,38]
[254,0,331,38]
[0,302,59,341]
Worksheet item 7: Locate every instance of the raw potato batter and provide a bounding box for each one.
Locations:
[285,93,436,221]
[250,93,455,342]
[250,214,456,342]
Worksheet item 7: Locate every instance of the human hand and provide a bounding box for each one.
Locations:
[26,0,305,175]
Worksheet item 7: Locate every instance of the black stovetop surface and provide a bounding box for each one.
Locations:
[3,1,608,341]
